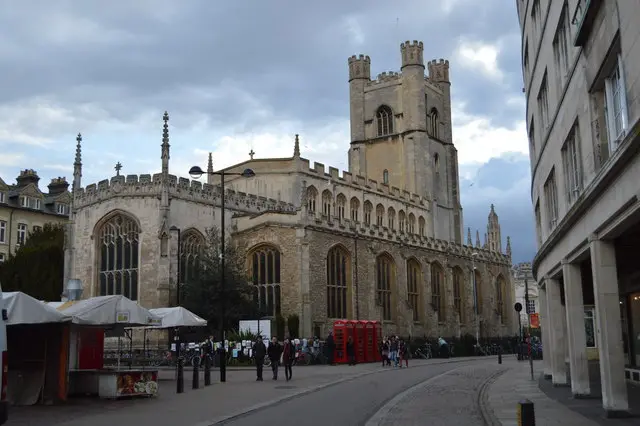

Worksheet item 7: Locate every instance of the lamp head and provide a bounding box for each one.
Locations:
[189,166,205,179]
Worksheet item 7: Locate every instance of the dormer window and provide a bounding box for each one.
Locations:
[0,192,4,203]
[57,203,69,215]
[21,196,28,207]
[20,196,41,210]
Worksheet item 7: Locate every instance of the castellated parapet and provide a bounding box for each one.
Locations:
[427,58,450,83]
[73,173,296,213]
[400,40,424,69]
[348,54,371,81]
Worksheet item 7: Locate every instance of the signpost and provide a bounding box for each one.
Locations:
[514,302,523,361]
[524,279,534,381]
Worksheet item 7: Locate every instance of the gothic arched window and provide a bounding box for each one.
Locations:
[431,262,445,322]
[97,213,140,300]
[407,258,421,321]
[180,230,204,286]
[376,105,394,136]
[383,169,389,184]
[336,193,346,220]
[363,201,373,225]
[429,107,439,138]
[475,270,483,315]
[453,267,464,322]
[408,213,416,234]
[376,253,395,321]
[249,245,282,317]
[376,204,385,226]
[398,210,406,233]
[418,216,426,237]
[496,275,506,323]
[322,189,332,217]
[387,207,395,229]
[350,197,360,222]
[306,186,318,214]
[327,245,351,319]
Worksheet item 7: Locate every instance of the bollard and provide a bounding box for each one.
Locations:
[192,357,200,389]
[498,345,502,364]
[176,357,184,394]
[204,354,211,386]
[517,399,535,426]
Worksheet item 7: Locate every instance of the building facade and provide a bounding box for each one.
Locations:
[0,170,71,263]
[518,0,640,414]
[511,262,536,329]
[64,40,515,341]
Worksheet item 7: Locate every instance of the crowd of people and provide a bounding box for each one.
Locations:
[379,336,409,367]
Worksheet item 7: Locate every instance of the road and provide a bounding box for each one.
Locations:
[219,359,507,426]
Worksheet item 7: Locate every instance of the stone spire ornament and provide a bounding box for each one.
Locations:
[207,152,214,174]
[161,111,170,175]
[73,133,82,194]
[467,227,472,246]
[475,230,481,248]
[506,236,512,257]
[293,134,300,157]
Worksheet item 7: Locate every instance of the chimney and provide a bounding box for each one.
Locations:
[48,177,70,195]
[15,169,40,188]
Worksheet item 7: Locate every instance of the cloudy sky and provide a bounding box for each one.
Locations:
[0,0,535,263]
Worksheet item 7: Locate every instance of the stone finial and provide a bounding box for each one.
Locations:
[249,149,255,160]
[294,134,300,157]
[73,133,83,194]
[207,152,213,174]
[467,227,472,246]
[115,162,123,176]
[506,236,512,257]
[74,133,82,166]
[475,230,481,248]
[161,111,170,175]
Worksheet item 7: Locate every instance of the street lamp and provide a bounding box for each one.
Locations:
[169,225,183,393]
[471,252,479,346]
[188,165,255,383]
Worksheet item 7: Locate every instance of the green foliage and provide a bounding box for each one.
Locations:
[274,314,285,339]
[0,223,65,301]
[287,314,300,338]
[226,328,257,342]
[181,226,261,335]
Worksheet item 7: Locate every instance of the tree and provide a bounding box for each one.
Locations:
[181,226,262,335]
[0,223,65,301]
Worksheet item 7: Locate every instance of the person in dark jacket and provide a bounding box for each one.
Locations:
[267,337,282,380]
[252,335,267,381]
[346,336,356,366]
[282,337,295,381]
[326,332,335,365]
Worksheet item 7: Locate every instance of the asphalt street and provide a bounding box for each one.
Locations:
[219,358,506,426]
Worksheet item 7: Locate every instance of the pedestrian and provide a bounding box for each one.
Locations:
[390,336,399,367]
[399,338,408,368]
[282,337,295,381]
[326,331,335,365]
[252,335,266,381]
[380,338,389,367]
[438,336,449,358]
[346,336,356,366]
[267,336,282,380]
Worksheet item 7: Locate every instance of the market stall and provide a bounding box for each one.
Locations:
[2,292,71,405]
[48,295,162,399]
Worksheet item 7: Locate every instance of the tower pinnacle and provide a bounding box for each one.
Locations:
[73,133,82,194]
[294,134,300,157]
[207,152,213,174]
[161,111,170,175]
[467,227,472,246]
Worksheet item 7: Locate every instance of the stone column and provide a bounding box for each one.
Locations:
[538,285,552,379]
[589,236,629,414]
[297,229,312,337]
[562,260,590,396]
[546,278,568,385]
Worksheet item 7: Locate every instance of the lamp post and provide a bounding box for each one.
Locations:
[189,165,256,383]
[471,252,479,346]
[169,225,183,393]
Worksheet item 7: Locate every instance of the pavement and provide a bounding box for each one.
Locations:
[9,357,483,426]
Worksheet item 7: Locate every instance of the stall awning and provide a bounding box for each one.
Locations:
[46,295,161,327]
[2,292,71,325]
[147,307,207,328]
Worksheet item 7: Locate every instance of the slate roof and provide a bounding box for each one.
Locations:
[0,169,71,218]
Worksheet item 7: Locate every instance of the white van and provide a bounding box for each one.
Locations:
[0,285,7,424]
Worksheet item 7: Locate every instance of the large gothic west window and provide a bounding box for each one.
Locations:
[376,105,394,136]
[98,213,140,300]
[249,245,282,317]
[326,245,350,319]
[180,230,204,285]
[376,253,395,321]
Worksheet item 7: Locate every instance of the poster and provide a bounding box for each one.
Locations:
[116,371,159,396]
[529,313,540,328]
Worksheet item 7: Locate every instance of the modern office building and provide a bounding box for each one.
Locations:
[517,0,640,415]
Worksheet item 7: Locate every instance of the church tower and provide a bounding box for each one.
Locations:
[347,41,463,243]
[486,204,502,252]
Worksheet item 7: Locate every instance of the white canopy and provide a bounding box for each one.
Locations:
[148,307,207,328]
[2,292,70,325]
[51,295,161,327]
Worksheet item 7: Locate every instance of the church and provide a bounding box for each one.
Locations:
[63,40,515,340]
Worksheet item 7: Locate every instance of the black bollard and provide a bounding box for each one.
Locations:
[176,357,184,394]
[498,345,502,364]
[204,354,211,386]
[192,357,200,389]
[219,347,226,382]
[517,399,535,426]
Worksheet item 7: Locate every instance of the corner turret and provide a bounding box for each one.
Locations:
[400,40,424,69]
[348,54,371,82]
[427,59,450,83]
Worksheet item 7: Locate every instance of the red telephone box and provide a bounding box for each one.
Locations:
[355,321,366,363]
[332,320,348,364]
[364,321,375,362]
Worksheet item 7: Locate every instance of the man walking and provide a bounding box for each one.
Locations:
[252,335,267,381]
[326,331,335,365]
[267,337,282,380]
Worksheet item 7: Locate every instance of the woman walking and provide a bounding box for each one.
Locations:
[282,337,295,381]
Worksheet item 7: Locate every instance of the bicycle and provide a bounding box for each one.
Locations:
[414,344,433,359]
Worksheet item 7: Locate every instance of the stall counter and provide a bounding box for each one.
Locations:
[70,369,159,399]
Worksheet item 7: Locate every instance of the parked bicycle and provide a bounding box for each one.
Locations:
[414,343,433,359]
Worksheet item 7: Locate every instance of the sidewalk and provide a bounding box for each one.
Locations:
[483,359,599,426]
